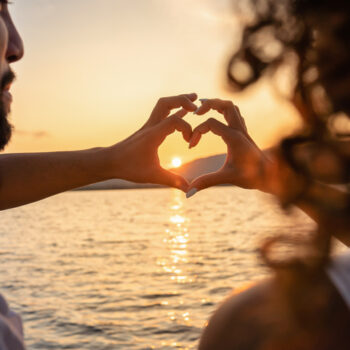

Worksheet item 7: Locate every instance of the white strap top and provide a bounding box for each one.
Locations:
[327,252,350,310]
[0,294,25,350]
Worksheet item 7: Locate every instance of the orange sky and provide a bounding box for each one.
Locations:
[6,0,301,167]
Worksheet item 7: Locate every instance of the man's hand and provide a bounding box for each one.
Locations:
[107,93,198,192]
[187,98,270,195]
[0,94,197,210]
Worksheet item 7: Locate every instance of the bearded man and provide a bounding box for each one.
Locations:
[0,1,201,348]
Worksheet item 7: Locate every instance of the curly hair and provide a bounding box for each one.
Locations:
[227,0,350,271]
[228,0,350,119]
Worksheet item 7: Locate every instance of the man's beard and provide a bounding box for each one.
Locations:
[0,69,15,151]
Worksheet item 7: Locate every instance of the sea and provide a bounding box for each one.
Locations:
[0,187,316,349]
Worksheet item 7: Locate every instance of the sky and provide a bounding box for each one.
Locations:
[6,0,301,167]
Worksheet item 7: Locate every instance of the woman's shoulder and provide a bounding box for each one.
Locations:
[198,279,275,350]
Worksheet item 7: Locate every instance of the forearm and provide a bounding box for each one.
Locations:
[0,147,112,210]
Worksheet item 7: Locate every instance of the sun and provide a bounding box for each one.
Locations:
[171,157,182,168]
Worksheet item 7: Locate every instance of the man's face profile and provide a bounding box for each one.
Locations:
[0,1,24,150]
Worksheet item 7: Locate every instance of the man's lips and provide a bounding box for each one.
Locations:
[2,83,13,111]
[3,90,12,103]
[3,82,12,102]
[0,70,16,110]
[3,82,11,91]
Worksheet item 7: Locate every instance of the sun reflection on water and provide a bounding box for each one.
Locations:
[161,191,191,284]
[155,189,195,326]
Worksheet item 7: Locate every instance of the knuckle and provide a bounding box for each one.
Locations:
[159,96,170,104]
[180,96,189,105]
[224,100,234,108]
[171,115,181,123]
[174,111,184,118]
[157,97,165,105]
[230,128,244,138]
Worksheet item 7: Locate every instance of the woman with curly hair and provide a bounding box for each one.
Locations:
[189,0,350,349]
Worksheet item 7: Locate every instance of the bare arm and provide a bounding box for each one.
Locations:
[0,148,110,210]
[0,94,198,210]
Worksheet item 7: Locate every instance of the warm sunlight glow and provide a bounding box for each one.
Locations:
[170,214,186,224]
[7,1,301,158]
[171,157,182,168]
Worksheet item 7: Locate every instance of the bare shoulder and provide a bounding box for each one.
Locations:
[198,279,277,350]
[198,270,350,350]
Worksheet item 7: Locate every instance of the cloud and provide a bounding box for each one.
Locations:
[14,130,50,139]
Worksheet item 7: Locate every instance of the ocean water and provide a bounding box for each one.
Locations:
[0,187,315,349]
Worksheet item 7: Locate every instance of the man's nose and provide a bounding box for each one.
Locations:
[6,16,24,63]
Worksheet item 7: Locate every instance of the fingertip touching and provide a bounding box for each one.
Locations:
[172,174,190,192]
[194,99,211,115]
[188,172,223,192]
[157,169,189,192]
[186,188,198,199]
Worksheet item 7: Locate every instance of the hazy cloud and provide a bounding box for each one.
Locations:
[15,130,50,139]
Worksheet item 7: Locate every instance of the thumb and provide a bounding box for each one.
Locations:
[156,169,190,192]
[187,171,226,197]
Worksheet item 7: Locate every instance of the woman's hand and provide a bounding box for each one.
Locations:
[107,94,198,192]
[187,98,271,195]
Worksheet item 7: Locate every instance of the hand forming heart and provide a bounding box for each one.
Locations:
[186,98,270,197]
[108,94,269,194]
[108,94,197,192]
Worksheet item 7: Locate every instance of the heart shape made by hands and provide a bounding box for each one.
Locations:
[117,94,265,195]
[165,98,267,197]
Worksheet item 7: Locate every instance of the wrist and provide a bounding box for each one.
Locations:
[90,146,120,181]
[257,151,306,203]
[101,142,133,180]
[255,156,276,194]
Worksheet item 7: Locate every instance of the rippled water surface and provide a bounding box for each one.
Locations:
[0,187,314,349]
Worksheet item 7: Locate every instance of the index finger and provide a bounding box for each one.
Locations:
[157,115,193,143]
[195,98,243,130]
[146,93,198,127]
[189,118,231,148]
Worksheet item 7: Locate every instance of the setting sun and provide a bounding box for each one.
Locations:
[171,157,182,168]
